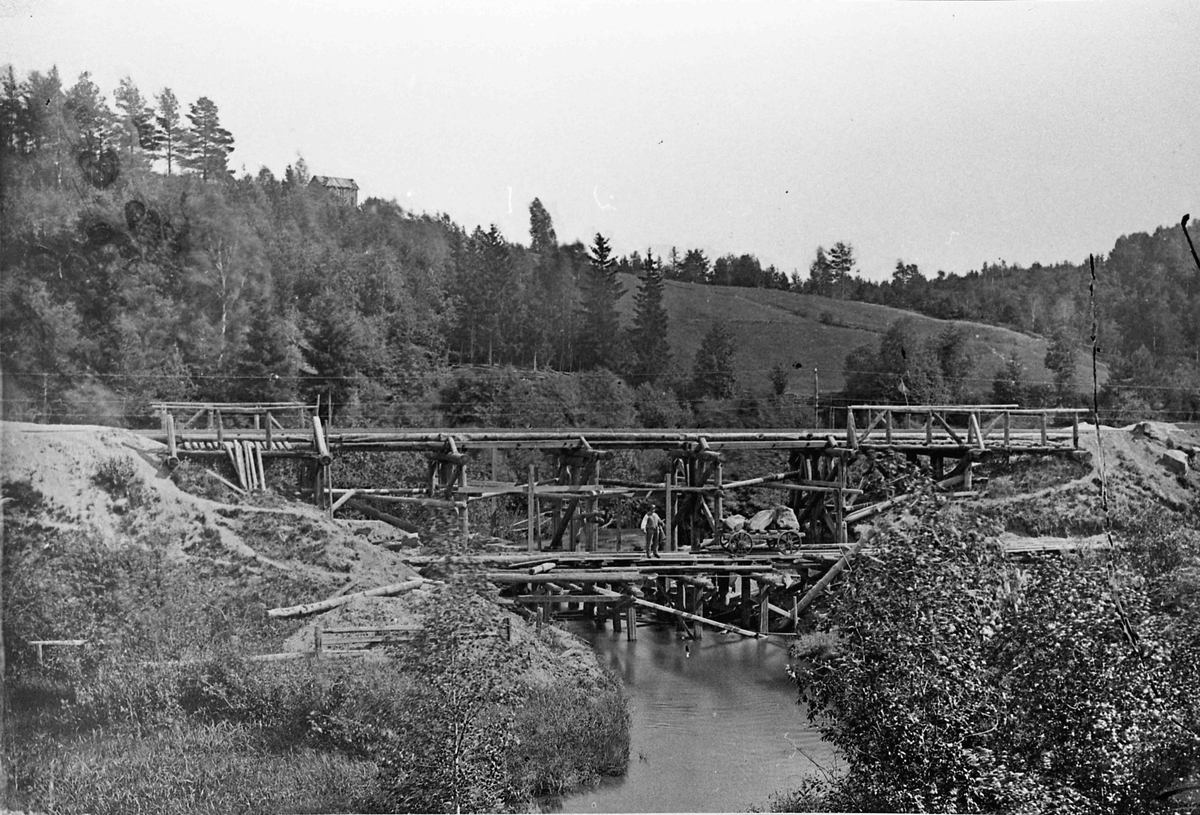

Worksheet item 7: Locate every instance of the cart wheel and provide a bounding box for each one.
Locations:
[776,530,802,554]
[724,530,752,555]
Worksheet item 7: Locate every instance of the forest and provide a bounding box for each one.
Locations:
[3,64,1198,429]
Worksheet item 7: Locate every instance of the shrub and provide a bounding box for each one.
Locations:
[92,455,151,508]
[788,492,1200,813]
[170,461,232,502]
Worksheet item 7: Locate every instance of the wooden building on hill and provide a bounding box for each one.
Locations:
[309,175,359,207]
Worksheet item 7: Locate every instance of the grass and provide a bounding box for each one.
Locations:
[616,275,1101,396]
[4,495,631,813]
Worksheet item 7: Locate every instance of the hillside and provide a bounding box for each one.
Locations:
[615,274,1101,396]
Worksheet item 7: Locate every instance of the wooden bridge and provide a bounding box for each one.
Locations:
[145,401,1087,553]
[133,400,1096,641]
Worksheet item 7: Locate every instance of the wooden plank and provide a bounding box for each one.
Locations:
[329,489,357,514]
[485,571,644,584]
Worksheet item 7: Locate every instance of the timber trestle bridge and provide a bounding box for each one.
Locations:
[145,400,1094,638]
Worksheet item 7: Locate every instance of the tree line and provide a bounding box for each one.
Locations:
[1,65,744,428]
[4,64,1193,428]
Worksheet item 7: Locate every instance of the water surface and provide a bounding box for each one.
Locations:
[558,622,837,813]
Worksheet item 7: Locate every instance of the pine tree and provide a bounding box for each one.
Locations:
[113,77,158,160]
[154,88,183,175]
[528,197,557,254]
[578,232,625,370]
[808,247,833,296]
[827,241,856,299]
[628,249,671,384]
[180,96,234,182]
[692,320,737,399]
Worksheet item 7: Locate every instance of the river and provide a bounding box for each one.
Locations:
[556,622,838,813]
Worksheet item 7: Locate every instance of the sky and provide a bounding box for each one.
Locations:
[2,0,1198,281]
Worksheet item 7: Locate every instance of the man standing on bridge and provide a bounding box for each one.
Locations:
[641,504,664,558]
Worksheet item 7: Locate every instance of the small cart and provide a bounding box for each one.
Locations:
[720,525,803,555]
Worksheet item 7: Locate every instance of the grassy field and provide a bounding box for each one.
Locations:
[615,274,1099,397]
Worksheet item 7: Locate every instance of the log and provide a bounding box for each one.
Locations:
[485,570,643,584]
[515,594,629,604]
[844,493,913,523]
[267,578,427,618]
[528,561,557,575]
[343,498,421,534]
[793,536,871,616]
[368,493,465,510]
[631,596,760,638]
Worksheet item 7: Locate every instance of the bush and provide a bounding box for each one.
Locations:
[170,461,233,502]
[788,492,1200,813]
[92,455,151,508]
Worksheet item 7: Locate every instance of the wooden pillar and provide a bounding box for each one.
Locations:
[616,495,623,552]
[962,453,973,491]
[527,463,537,552]
[741,575,752,629]
[932,455,945,479]
[688,460,698,554]
[459,461,469,542]
[693,591,704,640]
[758,584,770,635]
[714,461,724,549]
[588,459,600,552]
[664,469,674,552]
[626,604,637,641]
[613,604,623,633]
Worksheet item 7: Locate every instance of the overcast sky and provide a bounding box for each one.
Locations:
[3,0,1197,280]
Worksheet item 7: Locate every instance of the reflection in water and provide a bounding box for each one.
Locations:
[557,623,837,814]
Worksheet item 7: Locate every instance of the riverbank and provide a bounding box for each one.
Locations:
[1,421,631,812]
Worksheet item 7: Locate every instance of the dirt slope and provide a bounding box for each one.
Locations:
[1,420,600,681]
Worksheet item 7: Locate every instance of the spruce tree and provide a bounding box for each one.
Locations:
[578,232,625,370]
[692,320,737,399]
[629,249,670,384]
[232,298,298,401]
[180,96,234,182]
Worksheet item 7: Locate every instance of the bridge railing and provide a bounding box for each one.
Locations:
[847,405,1089,450]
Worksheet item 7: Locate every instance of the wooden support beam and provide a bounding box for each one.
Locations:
[329,489,357,515]
[485,571,644,584]
[527,463,537,551]
[631,596,759,638]
[794,536,870,616]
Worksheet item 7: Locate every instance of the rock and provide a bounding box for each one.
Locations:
[774,506,801,530]
[112,496,130,514]
[1134,421,1175,444]
[747,509,777,532]
[723,514,746,532]
[1161,449,1190,476]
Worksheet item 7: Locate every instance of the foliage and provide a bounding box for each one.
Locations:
[628,249,671,385]
[791,494,1200,813]
[691,320,737,399]
[1045,328,1079,404]
[578,232,626,371]
[92,455,152,508]
[4,501,631,813]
